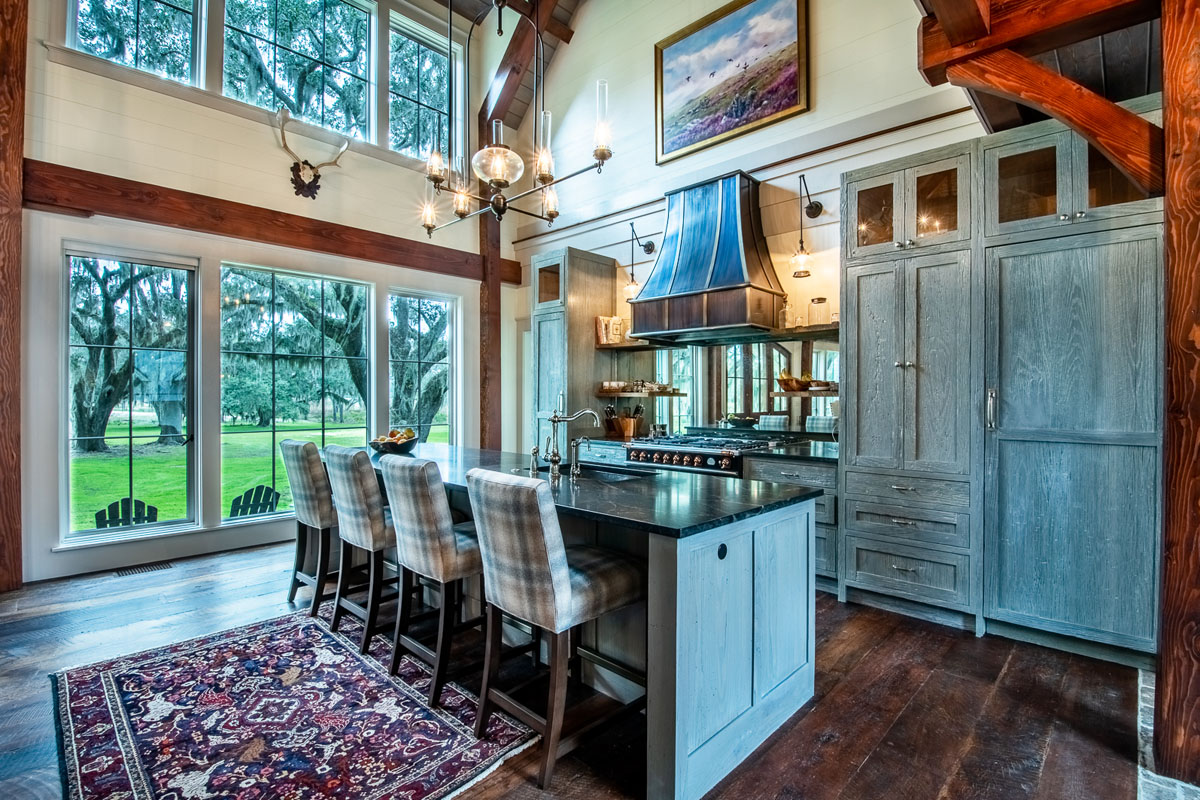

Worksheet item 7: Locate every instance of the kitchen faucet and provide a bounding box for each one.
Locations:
[542,392,601,478]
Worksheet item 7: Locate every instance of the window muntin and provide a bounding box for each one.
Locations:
[388,27,449,160]
[655,348,693,434]
[76,0,195,83]
[723,343,789,415]
[68,256,194,536]
[220,266,369,519]
[388,293,454,443]
[223,0,371,138]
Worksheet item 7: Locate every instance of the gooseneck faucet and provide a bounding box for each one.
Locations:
[542,393,602,478]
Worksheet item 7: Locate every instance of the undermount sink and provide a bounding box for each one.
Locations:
[511,464,653,482]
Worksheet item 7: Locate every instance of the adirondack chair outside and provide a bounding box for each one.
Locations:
[230,484,281,517]
[94,498,159,529]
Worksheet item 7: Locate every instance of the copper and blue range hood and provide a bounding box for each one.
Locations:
[629,170,786,346]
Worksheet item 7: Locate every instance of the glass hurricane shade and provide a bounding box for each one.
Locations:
[594,80,612,160]
[472,119,524,188]
[543,186,560,219]
[791,248,812,271]
[453,186,471,217]
[622,277,640,300]
[426,149,446,184]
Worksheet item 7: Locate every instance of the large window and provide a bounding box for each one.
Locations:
[220,267,369,518]
[724,343,790,415]
[223,0,370,138]
[388,293,454,443]
[68,255,194,536]
[76,0,196,83]
[70,0,457,156]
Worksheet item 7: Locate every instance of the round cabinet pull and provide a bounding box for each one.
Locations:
[717,543,728,560]
[894,241,905,249]
[905,239,916,247]
[895,361,903,368]
[904,361,916,368]
[890,484,916,491]
[1058,214,1070,221]
[1075,211,1087,219]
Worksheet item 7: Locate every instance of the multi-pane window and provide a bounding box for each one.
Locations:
[724,343,790,415]
[223,0,370,138]
[68,256,194,536]
[219,267,369,518]
[75,0,195,83]
[811,344,840,417]
[388,293,454,443]
[388,27,449,160]
[656,348,693,434]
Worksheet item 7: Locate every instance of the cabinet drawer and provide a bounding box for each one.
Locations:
[579,442,629,467]
[844,500,968,549]
[814,491,836,525]
[815,523,837,578]
[744,458,836,489]
[845,535,970,610]
[844,471,970,509]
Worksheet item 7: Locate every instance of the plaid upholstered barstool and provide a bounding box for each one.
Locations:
[324,445,399,653]
[466,468,646,789]
[379,455,484,707]
[278,439,338,616]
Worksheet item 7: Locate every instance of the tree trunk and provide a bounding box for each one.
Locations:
[150,400,186,444]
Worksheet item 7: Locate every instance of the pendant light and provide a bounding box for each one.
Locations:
[791,173,823,278]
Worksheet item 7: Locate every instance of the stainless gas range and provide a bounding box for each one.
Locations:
[624,434,801,477]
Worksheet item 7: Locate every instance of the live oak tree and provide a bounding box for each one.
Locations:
[389,295,450,442]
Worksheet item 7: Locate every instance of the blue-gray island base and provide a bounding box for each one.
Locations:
[358,444,821,799]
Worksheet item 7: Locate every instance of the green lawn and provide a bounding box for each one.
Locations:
[69,414,449,531]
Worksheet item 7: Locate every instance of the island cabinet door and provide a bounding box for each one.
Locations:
[753,515,813,700]
[844,262,904,469]
[902,251,972,474]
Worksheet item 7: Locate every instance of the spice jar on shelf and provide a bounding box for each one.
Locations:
[809,297,830,326]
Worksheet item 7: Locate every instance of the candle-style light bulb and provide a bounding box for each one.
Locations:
[426,149,446,187]
[593,79,612,162]
[453,185,471,218]
[543,186,559,222]
[536,110,555,184]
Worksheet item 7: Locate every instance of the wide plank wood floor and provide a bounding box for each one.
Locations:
[0,543,1139,799]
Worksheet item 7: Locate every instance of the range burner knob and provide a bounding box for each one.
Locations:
[652,453,661,463]
[720,457,732,470]
[673,454,681,464]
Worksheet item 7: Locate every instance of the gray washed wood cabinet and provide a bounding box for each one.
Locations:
[839,95,1163,657]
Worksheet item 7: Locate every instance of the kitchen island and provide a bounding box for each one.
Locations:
[361,443,821,800]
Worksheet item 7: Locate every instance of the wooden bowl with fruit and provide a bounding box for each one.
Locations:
[370,428,419,455]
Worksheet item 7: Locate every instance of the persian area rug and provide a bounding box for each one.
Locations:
[51,613,535,799]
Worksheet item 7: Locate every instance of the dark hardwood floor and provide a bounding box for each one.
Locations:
[0,543,1140,799]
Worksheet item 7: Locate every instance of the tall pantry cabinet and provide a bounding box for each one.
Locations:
[838,96,1163,655]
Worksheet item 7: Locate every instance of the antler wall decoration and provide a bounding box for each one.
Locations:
[275,108,349,199]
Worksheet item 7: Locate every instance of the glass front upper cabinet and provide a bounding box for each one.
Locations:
[1076,142,1160,222]
[984,132,1073,236]
[849,152,970,260]
[535,260,564,308]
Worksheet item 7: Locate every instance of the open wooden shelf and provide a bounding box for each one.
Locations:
[596,390,689,399]
[595,340,668,352]
[770,390,839,398]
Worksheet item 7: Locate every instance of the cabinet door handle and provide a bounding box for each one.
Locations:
[1075,211,1087,220]
[779,471,804,478]
[889,484,916,492]
[904,361,916,369]
[895,361,903,368]
[905,239,915,248]
[890,564,918,573]
[987,388,997,430]
[894,241,905,249]
[1058,214,1070,221]
[890,518,918,526]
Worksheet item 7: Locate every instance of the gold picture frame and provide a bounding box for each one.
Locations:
[655,0,809,164]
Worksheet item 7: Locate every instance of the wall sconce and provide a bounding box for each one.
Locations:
[625,222,655,300]
[792,173,822,278]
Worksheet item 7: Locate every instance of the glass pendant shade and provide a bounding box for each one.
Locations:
[453,186,471,217]
[543,186,559,220]
[426,149,446,184]
[593,79,612,161]
[622,278,641,300]
[791,248,812,271]
[535,111,555,183]
[472,119,524,188]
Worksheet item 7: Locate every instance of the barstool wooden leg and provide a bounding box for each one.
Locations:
[390,567,414,675]
[428,580,457,707]
[568,625,583,689]
[362,550,385,654]
[475,603,503,738]
[308,527,331,617]
[287,522,309,603]
[531,626,541,668]
[330,544,354,633]
[539,630,570,789]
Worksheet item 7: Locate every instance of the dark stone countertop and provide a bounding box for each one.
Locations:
[745,440,839,463]
[356,444,822,539]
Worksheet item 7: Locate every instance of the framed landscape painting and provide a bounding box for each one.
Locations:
[655,0,808,164]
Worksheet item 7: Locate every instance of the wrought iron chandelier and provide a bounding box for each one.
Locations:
[420,0,612,237]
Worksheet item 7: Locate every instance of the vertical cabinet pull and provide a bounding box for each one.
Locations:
[986,388,997,430]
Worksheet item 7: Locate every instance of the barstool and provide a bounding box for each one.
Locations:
[465,468,647,789]
[380,455,484,707]
[278,439,339,616]
[324,445,399,653]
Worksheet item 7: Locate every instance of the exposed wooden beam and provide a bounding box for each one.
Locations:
[0,0,25,593]
[477,111,504,451]
[965,88,1030,133]
[920,0,1160,85]
[923,0,990,45]
[946,48,1164,195]
[506,0,574,43]
[483,0,562,124]
[1156,0,1200,785]
[22,160,521,285]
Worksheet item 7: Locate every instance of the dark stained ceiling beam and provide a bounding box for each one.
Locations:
[482,0,562,124]
[924,0,990,45]
[506,0,574,43]
[947,48,1164,194]
[920,0,1160,85]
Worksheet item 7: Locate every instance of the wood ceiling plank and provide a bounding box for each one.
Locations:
[920,0,1160,85]
[946,48,1163,195]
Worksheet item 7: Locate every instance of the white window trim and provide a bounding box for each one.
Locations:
[386,287,462,447]
[48,0,466,174]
